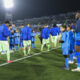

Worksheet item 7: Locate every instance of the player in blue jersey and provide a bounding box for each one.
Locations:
[58,25,69,70]
[66,25,74,64]
[51,24,59,47]
[0,21,13,63]
[14,28,20,50]
[31,30,36,48]
[41,24,50,51]
[19,24,24,49]
[9,25,14,52]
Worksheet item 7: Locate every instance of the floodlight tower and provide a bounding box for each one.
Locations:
[3,0,14,23]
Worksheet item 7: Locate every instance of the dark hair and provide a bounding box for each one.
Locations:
[9,24,12,27]
[53,24,56,27]
[61,25,66,30]
[5,21,10,24]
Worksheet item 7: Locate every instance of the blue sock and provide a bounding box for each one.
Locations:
[74,52,76,57]
[70,53,73,62]
[32,43,35,48]
[77,56,80,68]
[65,58,69,68]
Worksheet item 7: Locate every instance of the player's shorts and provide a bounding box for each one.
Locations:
[0,41,9,52]
[23,40,31,47]
[58,34,61,40]
[51,36,58,43]
[62,48,69,55]
[42,39,49,45]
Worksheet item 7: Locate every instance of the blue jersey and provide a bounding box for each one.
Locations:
[41,27,49,39]
[9,31,14,45]
[47,29,51,38]
[31,33,36,42]
[20,28,24,40]
[75,32,80,41]
[22,26,28,40]
[14,32,20,44]
[67,31,75,51]
[50,27,59,36]
[61,31,69,55]
[0,24,10,41]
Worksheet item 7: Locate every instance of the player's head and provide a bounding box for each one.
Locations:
[60,25,66,32]
[5,21,10,27]
[67,25,71,31]
[21,24,24,28]
[75,11,80,20]
[32,29,35,33]
[53,24,56,27]
[27,23,30,27]
[12,23,15,27]
[15,28,19,33]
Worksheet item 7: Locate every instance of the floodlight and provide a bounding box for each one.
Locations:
[3,0,14,9]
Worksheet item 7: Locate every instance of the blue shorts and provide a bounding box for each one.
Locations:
[62,49,69,55]
[75,41,80,46]
[75,52,80,56]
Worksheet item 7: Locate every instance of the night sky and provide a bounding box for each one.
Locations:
[0,0,80,20]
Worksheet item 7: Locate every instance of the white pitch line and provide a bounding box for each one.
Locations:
[0,46,60,67]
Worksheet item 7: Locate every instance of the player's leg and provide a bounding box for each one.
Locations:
[3,41,12,63]
[23,41,27,56]
[27,40,31,55]
[46,38,50,51]
[54,36,58,47]
[62,49,69,70]
[63,55,69,70]
[0,41,3,54]
[72,45,80,72]
[31,42,35,48]
[41,39,46,51]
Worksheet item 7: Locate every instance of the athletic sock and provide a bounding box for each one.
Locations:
[41,44,44,51]
[70,53,73,62]
[28,48,31,54]
[65,58,69,68]
[48,45,50,51]
[6,50,10,61]
[24,49,26,55]
[77,54,80,68]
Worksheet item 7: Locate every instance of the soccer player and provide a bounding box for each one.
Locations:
[0,21,13,63]
[27,24,32,55]
[72,12,80,72]
[66,25,74,64]
[14,28,20,50]
[22,23,32,56]
[19,24,24,48]
[50,24,59,47]
[31,30,36,48]
[41,24,50,52]
[9,25,14,52]
[59,25,69,70]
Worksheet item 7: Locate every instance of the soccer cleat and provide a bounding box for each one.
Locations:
[72,68,80,72]
[7,60,13,63]
[68,60,74,64]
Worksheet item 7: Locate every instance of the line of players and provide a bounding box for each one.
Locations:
[0,21,78,72]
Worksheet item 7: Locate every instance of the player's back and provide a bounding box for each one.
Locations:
[51,27,58,36]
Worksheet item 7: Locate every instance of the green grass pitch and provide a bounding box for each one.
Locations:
[0,35,80,80]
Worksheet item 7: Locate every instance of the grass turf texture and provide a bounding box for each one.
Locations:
[0,35,79,80]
